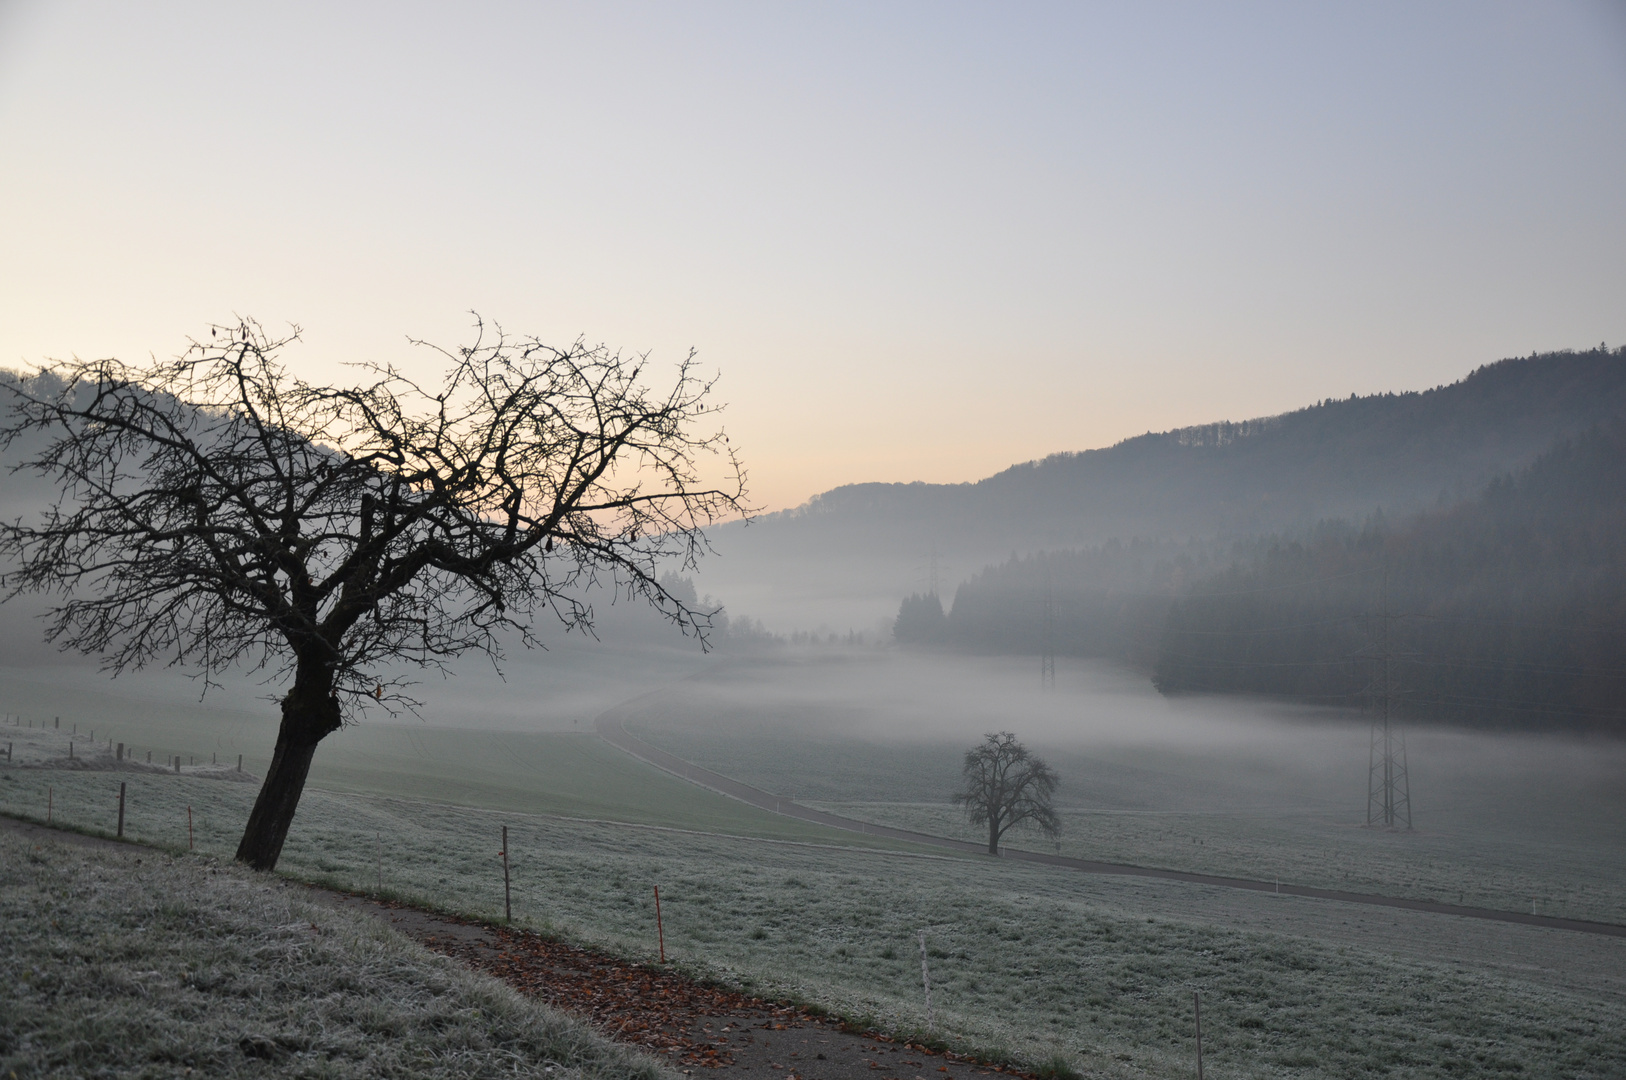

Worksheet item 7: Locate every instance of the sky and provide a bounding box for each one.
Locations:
[1,1,1622,513]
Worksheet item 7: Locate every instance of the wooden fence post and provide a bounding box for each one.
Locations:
[187,806,193,851]
[501,825,512,922]
[1194,991,1204,1080]
[654,885,666,963]
[919,930,935,1033]
[117,782,126,838]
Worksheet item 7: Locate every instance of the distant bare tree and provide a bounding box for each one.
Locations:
[0,318,746,870]
[954,731,1060,856]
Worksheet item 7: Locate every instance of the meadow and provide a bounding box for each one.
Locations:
[614,653,1626,926]
[0,718,926,852]
[4,759,1623,1080]
[4,648,1625,1078]
[0,826,662,1080]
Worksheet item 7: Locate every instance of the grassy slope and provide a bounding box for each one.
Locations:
[0,828,666,1080]
[5,766,1624,1080]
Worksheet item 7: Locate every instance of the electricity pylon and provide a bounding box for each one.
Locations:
[914,547,944,597]
[1035,566,1056,690]
[1363,575,1413,831]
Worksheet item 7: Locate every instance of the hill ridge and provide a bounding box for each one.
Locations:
[699,346,1626,631]
[774,346,1624,520]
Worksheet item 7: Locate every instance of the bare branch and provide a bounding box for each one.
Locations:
[0,317,751,870]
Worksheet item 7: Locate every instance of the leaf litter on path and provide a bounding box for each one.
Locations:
[319,891,1035,1080]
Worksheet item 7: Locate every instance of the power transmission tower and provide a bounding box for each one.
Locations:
[914,547,944,597]
[1037,566,1056,690]
[1363,574,1413,831]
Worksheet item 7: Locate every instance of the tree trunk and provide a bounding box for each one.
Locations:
[988,817,1001,856]
[235,669,342,871]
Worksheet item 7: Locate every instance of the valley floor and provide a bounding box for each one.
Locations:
[3,759,1622,1079]
[4,651,1624,1079]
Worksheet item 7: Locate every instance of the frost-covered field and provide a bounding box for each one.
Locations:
[615,653,1626,926]
[4,763,1623,1080]
[5,649,1625,1077]
[0,826,664,1080]
[798,800,1625,924]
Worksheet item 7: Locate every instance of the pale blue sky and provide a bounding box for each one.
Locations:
[1,1,1622,509]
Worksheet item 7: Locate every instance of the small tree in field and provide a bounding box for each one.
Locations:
[0,318,746,871]
[954,731,1060,856]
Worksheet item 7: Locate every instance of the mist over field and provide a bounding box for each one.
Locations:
[3,344,1624,1080]
[6,352,1626,1080]
[615,648,1626,854]
[3,7,1625,1076]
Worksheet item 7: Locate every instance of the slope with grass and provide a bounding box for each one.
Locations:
[0,827,664,1080]
[5,764,1623,1080]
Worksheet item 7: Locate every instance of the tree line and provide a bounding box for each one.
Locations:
[893,536,1224,667]
[898,422,1626,733]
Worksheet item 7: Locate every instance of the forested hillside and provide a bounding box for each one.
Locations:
[905,419,1626,732]
[1151,422,1626,732]
[702,347,1626,629]
[893,537,1220,666]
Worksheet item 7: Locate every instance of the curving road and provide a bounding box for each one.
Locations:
[595,707,1626,939]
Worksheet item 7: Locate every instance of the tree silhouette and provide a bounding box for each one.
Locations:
[0,318,746,870]
[954,731,1060,856]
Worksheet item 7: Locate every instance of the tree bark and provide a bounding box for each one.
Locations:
[988,817,1001,856]
[235,668,342,871]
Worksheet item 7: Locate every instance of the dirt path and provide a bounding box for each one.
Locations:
[1,815,1021,1080]
[594,709,1626,939]
[312,888,1016,1080]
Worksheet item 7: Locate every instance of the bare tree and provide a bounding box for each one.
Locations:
[954,731,1060,856]
[0,318,747,870]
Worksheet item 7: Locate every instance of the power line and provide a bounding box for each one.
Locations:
[1362,572,1412,832]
